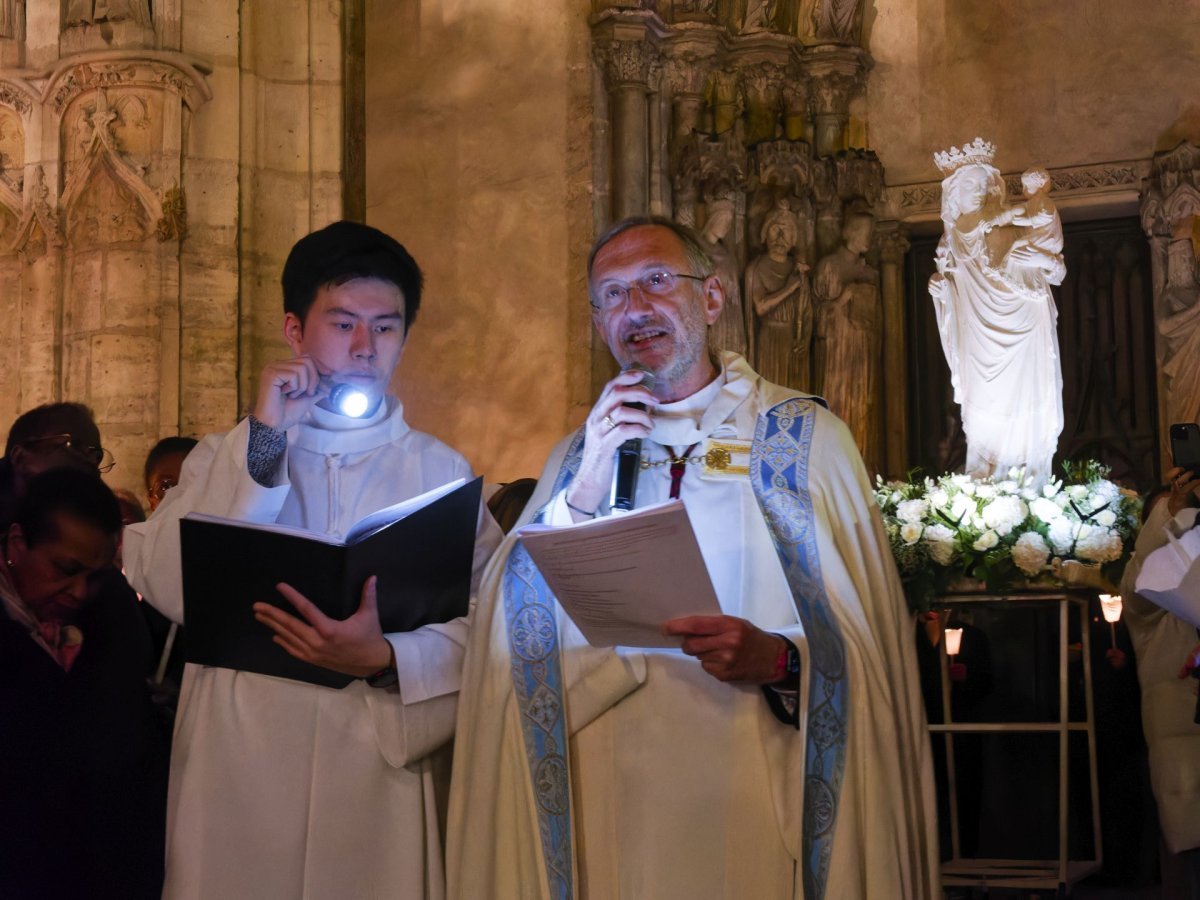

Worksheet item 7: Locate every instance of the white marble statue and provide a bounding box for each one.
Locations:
[928,139,1065,483]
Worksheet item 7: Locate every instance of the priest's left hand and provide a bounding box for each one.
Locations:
[253,576,394,678]
[664,615,785,684]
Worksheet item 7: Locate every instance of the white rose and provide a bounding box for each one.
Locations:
[962,482,977,497]
[896,499,930,524]
[1054,494,1070,509]
[1042,480,1062,499]
[1030,497,1063,523]
[1011,532,1051,576]
[970,514,986,530]
[997,480,1019,495]
[1020,487,1038,501]
[923,524,958,565]
[900,522,924,545]
[1094,509,1117,527]
[1074,523,1123,564]
[973,530,999,551]
[951,474,973,489]
[890,491,903,504]
[928,488,949,509]
[1048,519,1077,555]
[981,495,1028,537]
[949,493,975,522]
[1068,484,1089,502]
[1091,480,1121,506]
[975,484,996,500]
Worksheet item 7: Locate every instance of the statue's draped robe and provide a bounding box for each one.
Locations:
[448,353,937,900]
[933,205,1064,481]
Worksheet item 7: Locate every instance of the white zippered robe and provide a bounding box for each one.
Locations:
[124,397,502,900]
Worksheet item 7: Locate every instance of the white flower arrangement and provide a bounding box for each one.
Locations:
[874,461,1141,610]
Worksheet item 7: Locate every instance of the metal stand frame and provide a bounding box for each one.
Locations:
[931,591,1102,896]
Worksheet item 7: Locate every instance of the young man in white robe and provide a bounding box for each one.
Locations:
[447,218,939,899]
[124,221,502,900]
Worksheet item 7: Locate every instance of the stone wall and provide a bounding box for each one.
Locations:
[364,0,595,483]
[0,0,354,499]
[867,0,1200,186]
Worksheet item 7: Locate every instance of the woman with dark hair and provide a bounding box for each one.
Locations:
[0,468,167,899]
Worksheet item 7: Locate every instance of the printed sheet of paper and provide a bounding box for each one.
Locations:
[1136,526,1200,629]
[517,499,721,648]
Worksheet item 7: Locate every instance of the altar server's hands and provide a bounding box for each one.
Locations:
[664,614,789,685]
[253,576,394,678]
[254,355,330,432]
[564,368,656,519]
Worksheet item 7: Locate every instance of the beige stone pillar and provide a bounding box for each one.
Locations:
[1139,141,1200,470]
[877,220,909,478]
[595,24,659,222]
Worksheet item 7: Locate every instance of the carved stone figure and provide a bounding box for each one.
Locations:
[65,0,152,27]
[811,0,864,44]
[986,167,1066,294]
[814,211,879,462]
[701,197,750,359]
[928,140,1064,482]
[1158,240,1200,429]
[745,202,811,389]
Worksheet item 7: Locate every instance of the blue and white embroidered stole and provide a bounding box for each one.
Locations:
[501,429,585,900]
[502,398,849,900]
[751,398,849,900]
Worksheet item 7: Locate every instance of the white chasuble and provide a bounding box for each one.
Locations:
[448,354,938,900]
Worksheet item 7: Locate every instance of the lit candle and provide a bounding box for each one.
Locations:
[944,627,963,657]
[1099,593,1123,649]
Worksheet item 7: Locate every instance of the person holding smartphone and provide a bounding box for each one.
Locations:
[1119,429,1200,898]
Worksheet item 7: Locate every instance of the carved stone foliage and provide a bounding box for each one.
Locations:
[51,57,211,116]
[0,105,22,193]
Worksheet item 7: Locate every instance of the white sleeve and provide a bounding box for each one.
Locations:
[122,418,292,624]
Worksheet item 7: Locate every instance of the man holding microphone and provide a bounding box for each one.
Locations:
[449,217,938,900]
[125,221,500,900]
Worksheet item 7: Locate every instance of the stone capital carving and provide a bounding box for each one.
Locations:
[876,221,910,265]
[751,139,811,194]
[661,49,716,97]
[831,148,883,204]
[596,37,661,88]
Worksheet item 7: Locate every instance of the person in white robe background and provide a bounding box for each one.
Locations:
[124,221,501,900]
[447,218,938,899]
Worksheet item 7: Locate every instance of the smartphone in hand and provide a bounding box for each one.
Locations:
[1170,422,1200,475]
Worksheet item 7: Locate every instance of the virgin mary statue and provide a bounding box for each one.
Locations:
[928,138,1064,483]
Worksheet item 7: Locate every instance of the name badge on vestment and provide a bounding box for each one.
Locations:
[699,437,751,480]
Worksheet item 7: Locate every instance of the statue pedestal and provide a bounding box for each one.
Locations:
[927,589,1102,895]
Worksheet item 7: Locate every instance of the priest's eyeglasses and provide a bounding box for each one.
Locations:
[18,434,116,473]
[590,270,710,311]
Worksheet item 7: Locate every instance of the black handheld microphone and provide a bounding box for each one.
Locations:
[610,365,656,512]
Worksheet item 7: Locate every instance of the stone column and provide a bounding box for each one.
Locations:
[1140,141,1200,467]
[877,220,909,477]
[595,24,659,222]
[800,45,869,158]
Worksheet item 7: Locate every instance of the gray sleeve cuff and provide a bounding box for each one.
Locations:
[247,416,287,487]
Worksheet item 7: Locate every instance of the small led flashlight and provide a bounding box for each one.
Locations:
[327,382,371,418]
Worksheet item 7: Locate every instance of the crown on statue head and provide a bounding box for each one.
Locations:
[933,137,997,175]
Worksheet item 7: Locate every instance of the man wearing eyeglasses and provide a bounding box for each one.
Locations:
[123,221,502,900]
[0,403,116,527]
[449,217,938,899]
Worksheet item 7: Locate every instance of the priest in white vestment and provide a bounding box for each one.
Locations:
[124,222,501,900]
[447,219,938,899]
